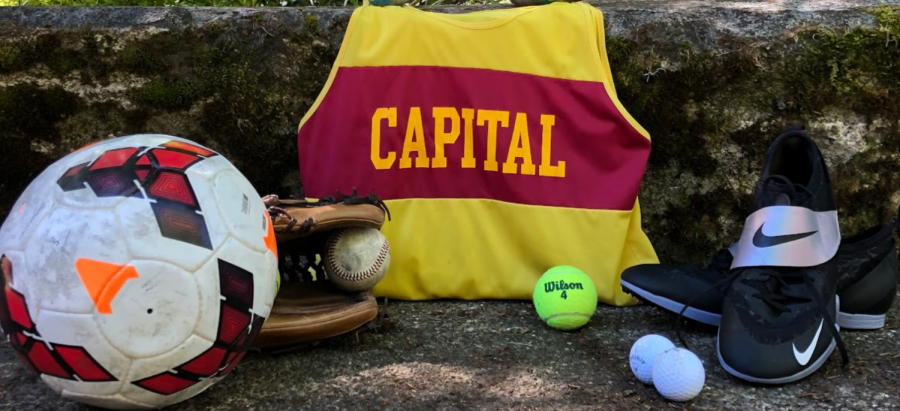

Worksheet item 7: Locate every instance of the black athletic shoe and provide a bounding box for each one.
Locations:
[620,211,900,329]
[621,247,733,326]
[834,220,900,329]
[717,126,848,384]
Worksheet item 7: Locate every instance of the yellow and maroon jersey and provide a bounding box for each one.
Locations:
[296,2,658,306]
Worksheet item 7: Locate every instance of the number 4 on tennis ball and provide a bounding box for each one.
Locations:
[532,265,598,331]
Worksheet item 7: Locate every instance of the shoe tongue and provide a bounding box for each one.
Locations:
[774,193,791,206]
[759,181,806,208]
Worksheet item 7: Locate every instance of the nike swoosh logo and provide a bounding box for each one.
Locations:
[752,223,817,248]
[792,319,823,366]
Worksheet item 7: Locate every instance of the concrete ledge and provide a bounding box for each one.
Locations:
[2,1,900,264]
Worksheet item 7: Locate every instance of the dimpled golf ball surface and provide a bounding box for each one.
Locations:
[652,347,705,402]
[629,334,675,384]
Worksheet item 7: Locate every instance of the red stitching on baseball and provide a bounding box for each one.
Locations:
[326,230,389,282]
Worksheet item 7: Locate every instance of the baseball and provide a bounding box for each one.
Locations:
[323,227,391,292]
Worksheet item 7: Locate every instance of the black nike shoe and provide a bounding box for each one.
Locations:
[834,220,900,329]
[620,210,900,329]
[620,247,733,326]
[717,126,848,384]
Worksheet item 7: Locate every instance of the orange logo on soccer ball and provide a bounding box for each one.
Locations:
[75,258,140,315]
[263,211,278,259]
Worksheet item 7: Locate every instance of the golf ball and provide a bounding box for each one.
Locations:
[629,334,675,384]
[652,347,705,401]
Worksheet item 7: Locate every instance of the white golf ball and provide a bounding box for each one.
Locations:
[629,334,675,384]
[652,347,705,402]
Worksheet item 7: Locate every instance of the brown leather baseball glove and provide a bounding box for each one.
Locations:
[250,188,391,351]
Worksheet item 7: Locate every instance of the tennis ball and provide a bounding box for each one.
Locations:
[532,265,598,330]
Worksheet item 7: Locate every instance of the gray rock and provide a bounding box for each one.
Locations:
[3,1,900,264]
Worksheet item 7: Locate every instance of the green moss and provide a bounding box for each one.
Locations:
[132,78,198,111]
[189,39,296,192]
[0,43,27,73]
[2,5,898,263]
[114,44,169,75]
[609,35,764,179]
[304,13,320,36]
[0,38,39,74]
[205,21,224,37]
[0,83,82,216]
[0,83,81,139]
[35,33,89,76]
[0,31,113,78]
[609,7,900,262]
[870,4,900,35]
[780,5,900,117]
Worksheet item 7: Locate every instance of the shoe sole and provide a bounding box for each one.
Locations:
[621,280,721,326]
[716,329,838,385]
[622,280,882,330]
[717,296,840,384]
[836,312,885,329]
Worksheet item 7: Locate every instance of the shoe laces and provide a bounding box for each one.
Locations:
[759,174,817,206]
[801,271,849,365]
[674,174,849,366]
[674,267,849,367]
[673,269,741,348]
[668,247,737,347]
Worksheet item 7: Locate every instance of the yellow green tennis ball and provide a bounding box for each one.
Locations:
[532,265,598,330]
[275,270,281,294]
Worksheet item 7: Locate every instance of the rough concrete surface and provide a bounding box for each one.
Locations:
[1,297,899,410]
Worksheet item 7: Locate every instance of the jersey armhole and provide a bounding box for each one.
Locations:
[581,4,651,141]
[297,5,365,133]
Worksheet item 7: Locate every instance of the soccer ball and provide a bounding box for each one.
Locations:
[0,134,279,409]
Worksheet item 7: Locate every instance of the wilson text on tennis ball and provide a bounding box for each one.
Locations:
[543,280,585,293]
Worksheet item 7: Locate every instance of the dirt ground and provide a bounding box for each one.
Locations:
[1,294,899,411]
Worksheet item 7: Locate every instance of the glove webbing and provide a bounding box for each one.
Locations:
[276,236,327,283]
[266,188,391,236]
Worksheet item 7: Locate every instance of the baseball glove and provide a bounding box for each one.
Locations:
[250,188,392,351]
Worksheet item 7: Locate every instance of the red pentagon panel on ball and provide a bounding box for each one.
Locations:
[63,163,87,178]
[26,342,73,380]
[6,288,33,330]
[216,304,250,345]
[86,169,136,198]
[136,155,151,166]
[53,345,117,382]
[134,372,199,395]
[13,332,27,347]
[148,171,197,206]
[218,260,254,307]
[163,141,215,157]
[150,149,200,170]
[89,148,139,170]
[177,346,228,376]
[149,203,213,249]
[234,333,247,349]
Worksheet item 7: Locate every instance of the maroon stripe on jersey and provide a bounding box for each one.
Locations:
[298,66,650,210]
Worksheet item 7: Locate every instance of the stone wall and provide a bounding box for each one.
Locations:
[2,1,900,264]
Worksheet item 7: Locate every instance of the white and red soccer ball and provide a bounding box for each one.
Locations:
[0,134,279,409]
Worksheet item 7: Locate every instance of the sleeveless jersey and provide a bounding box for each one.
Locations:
[296,2,659,306]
